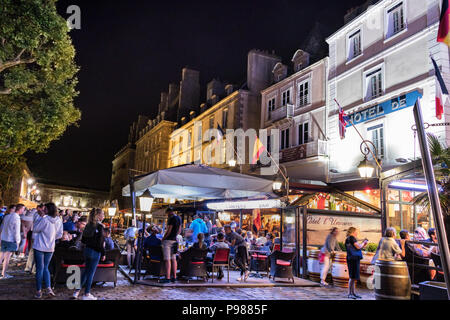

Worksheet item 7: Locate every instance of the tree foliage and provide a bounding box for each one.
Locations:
[0,0,81,201]
[0,0,81,166]
[413,134,450,218]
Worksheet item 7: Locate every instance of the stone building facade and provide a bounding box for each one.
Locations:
[259,51,329,182]
[169,50,282,172]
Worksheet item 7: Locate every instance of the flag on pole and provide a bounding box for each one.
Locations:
[438,0,450,47]
[431,57,448,120]
[252,209,261,234]
[216,123,225,146]
[251,136,266,164]
[335,99,350,139]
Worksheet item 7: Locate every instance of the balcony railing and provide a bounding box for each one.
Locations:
[279,140,327,163]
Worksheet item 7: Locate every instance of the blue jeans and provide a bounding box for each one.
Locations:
[34,249,53,291]
[80,247,101,294]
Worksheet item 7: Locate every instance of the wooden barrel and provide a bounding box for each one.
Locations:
[374,259,411,300]
[307,250,321,282]
[331,252,349,288]
[359,253,375,288]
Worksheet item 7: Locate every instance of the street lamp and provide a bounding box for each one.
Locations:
[273,181,283,190]
[228,159,237,167]
[357,156,375,179]
[27,178,34,185]
[357,140,381,179]
[108,205,117,233]
[139,189,154,212]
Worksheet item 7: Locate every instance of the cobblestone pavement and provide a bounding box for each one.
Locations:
[0,257,375,300]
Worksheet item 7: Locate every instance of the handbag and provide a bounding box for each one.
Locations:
[346,238,363,261]
[318,251,325,264]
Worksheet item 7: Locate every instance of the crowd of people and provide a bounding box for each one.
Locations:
[123,209,280,283]
[318,225,441,299]
[0,203,114,300]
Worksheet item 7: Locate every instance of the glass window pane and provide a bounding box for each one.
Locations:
[388,189,400,201]
[401,205,414,233]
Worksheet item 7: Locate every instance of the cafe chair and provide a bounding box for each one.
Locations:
[268,250,295,283]
[430,252,445,282]
[211,248,230,283]
[52,244,121,287]
[179,247,209,282]
[249,252,269,278]
[144,245,165,279]
[404,244,431,285]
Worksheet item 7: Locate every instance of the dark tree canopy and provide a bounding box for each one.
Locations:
[0,0,80,202]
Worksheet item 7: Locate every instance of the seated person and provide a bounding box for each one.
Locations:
[207,233,229,279]
[255,232,267,246]
[265,233,274,251]
[58,231,73,248]
[193,233,207,250]
[103,229,115,251]
[411,227,431,258]
[144,226,162,261]
[67,216,87,246]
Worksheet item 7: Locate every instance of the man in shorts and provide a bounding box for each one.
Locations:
[0,204,25,279]
[160,208,181,283]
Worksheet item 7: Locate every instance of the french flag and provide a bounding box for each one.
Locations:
[335,99,350,139]
[431,57,448,120]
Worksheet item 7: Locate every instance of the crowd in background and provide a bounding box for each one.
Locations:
[123,209,280,283]
[0,203,114,300]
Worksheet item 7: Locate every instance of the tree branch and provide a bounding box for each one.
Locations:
[0,57,36,73]
[0,88,11,94]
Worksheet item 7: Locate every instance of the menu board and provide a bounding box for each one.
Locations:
[306,214,382,246]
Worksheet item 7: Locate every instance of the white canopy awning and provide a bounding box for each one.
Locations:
[122,164,277,200]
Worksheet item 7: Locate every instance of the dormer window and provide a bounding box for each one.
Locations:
[347,29,362,61]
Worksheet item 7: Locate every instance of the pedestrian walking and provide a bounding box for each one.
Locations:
[345,227,368,299]
[32,203,63,298]
[72,208,106,300]
[319,227,341,287]
[224,224,249,282]
[0,204,25,279]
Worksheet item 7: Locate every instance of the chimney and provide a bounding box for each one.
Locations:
[168,83,179,108]
[292,49,310,72]
[206,79,225,104]
[158,92,168,114]
[178,67,200,122]
[247,49,282,93]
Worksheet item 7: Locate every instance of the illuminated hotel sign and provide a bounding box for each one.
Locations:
[346,90,423,127]
[206,199,284,210]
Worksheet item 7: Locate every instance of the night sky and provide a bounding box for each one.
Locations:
[26,0,366,191]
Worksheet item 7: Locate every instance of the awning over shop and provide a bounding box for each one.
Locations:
[122,164,277,200]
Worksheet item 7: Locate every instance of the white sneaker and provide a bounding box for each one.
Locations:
[72,290,80,299]
[81,293,97,300]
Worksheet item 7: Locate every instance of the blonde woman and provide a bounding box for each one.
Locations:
[73,208,106,300]
[345,227,368,299]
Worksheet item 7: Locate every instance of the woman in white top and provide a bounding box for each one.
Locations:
[32,203,63,299]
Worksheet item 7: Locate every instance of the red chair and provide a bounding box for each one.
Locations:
[211,248,230,283]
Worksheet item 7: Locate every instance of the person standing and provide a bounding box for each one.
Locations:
[25,205,44,274]
[32,203,63,298]
[160,208,181,284]
[0,204,25,279]
[124,225,138,269]
[345,227,368,299]
[190,214,208,243]
[320,227,341,287]
[224,224,249,281]
[72,208,106,300]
